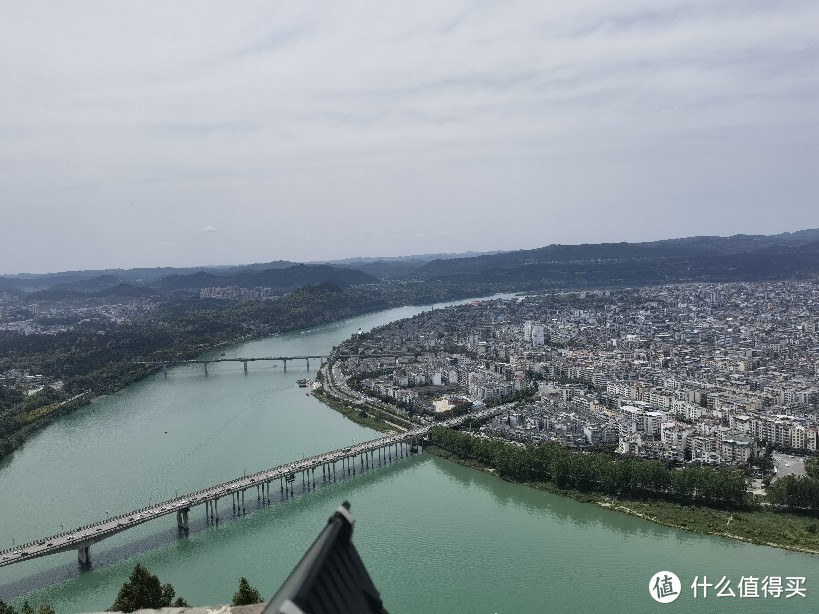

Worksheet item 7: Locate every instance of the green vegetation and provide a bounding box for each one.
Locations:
[590,498,819,553]
[310,388,399,432]
[2,566,268,612]
[806,456,819,479]
[429,427,748,507]
[0,388,79,461]
[767,474,819,512]
[0,601,54,614]
[231,577,264,606]
[426,443,819,554]
[108,563,189,612]
[1,282,494,460]
[427,430,819,554]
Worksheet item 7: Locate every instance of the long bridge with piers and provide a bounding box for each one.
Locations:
[137,356,327,374]
[136,354,404,374]
[0,404,509,569]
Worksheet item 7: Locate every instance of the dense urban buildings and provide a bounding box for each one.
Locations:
[332,281,819,466]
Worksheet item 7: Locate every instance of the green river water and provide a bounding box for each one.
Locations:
[1,301,817,613]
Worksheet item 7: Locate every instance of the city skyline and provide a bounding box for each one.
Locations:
[2,1,818,274]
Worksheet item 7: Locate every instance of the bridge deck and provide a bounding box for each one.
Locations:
[136,356,326,365]
[0,405,507,568]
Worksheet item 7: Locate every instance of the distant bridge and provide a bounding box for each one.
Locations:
[136,356,327,374]
[136,354,407,374]
[0,405,508,568]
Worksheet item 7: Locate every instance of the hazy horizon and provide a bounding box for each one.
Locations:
[2,1,818,274]
[2,226,817,278]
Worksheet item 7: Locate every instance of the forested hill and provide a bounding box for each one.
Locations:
[416,233,819,287]
[0,264,379,295]
[152,263,378,291]
[5,230,819,292]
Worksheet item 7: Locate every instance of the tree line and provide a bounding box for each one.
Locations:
[766,457,819,513]
[0,281,495,461]
[0,564,265,613]
[429,427,750,508]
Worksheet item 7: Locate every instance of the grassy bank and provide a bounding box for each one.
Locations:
[310,388,397,433]
[425,444,819,555]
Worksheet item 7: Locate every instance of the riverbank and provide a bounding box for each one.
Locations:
[309,362,819,556]
[1,284,502,463]
[309,388,399,433]
[425,444,819,555]
[312,360,416,434]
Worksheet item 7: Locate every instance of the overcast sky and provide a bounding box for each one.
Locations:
[1,1,817,274]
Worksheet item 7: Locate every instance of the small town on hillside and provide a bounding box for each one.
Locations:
[330,280,819,480]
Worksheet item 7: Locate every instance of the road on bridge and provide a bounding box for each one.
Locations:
[0,404,509,568]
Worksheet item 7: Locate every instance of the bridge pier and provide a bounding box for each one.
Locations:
[306,358,310,371]
[243,360,248,374]
[282,358,287,371]
[177,508,189,530]
[162,364,168,377]
[203,362,209,376]
[78,545,91,565]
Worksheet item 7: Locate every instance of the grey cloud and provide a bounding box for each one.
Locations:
[154,121,264,139]
[0,0,817,272]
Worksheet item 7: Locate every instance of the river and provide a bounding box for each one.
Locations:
[1,300,817,613]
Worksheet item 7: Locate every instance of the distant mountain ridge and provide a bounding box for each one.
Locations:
[3,229,819,294]
[0,263,374,295]
[152,264,378,292]
[29,283,154,301]
[415,232,819,286]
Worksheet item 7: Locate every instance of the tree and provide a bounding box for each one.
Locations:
[806,456,819,480]
[231,577,264,606]
[108,563,188,612]
[0,602,54,614]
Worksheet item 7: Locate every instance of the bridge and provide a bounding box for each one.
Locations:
[136,354,406,374]
[136,356,327,374]
[0,404,509,569]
